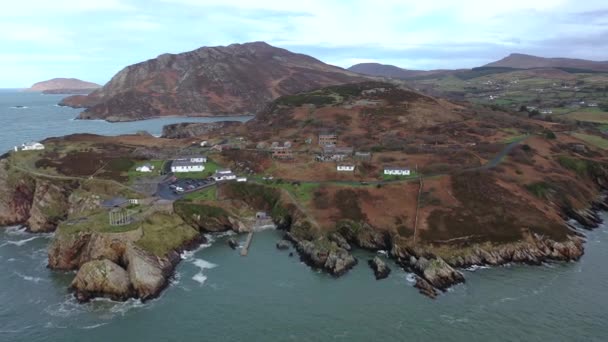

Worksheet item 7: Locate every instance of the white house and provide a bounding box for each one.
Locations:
[337,164,355,172]
[213,169,237,181]
[176,155,207,163]
[171,160,205,173]
[15,142,45,151]
[136,163,154,173]
[384,167,411,176]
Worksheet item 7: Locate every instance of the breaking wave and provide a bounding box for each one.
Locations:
[191,259,217,285]
[1,236,40,247]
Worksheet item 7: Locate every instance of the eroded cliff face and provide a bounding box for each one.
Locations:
[161,121,244,139]
[0,160,76,232]
[0,159,35,227]
[50,229,196,302]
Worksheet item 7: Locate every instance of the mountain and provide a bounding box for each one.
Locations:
[484,53,608,72]
[27,78,101,94]
[61,42,368,122]
[348,63,459,79]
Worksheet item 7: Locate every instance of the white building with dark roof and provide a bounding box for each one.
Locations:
[171,160,205,173]
[213,169,237,181]
[337,164,355,172]
[383,167,411,176]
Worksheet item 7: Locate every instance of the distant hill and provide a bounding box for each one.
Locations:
[28,78,101,94]
[485,53,608,72]
[61,42,369,122]
[348,63,457,79]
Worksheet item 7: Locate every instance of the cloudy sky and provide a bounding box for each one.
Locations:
[1,0,607,87]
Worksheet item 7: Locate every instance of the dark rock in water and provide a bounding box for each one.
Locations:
[276,240,290,250]
[285,232,357,277]
[228,238,238,250]
[414,276,438,299]
[288,252,294,257]
[14,105,24,108]
[368,256,391,280]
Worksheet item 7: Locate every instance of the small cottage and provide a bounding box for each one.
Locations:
[171,160,205,173]
[15,142,45,151]
[136,163,154,172]
[213,169,237,182]
[176,155,207,163]
[337,164,355,172]
[384,167,411,176]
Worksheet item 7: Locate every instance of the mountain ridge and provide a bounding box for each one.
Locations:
[61,41,369,122]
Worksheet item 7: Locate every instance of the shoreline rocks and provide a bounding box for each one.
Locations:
[228,238,238,249]
[70,259,132,302]
[285,233,357,277]
[276,240,290,250]
[368,256,391,280]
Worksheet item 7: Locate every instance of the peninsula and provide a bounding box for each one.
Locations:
[2,80,607,301]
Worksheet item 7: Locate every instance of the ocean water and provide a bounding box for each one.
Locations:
[1,91,608,341]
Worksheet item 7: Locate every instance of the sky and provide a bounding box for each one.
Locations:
[0,0,607,87]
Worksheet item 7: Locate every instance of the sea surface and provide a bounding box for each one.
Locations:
[1,91,608,341]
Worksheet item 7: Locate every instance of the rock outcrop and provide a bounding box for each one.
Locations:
[161,121,244,139]
[61,42,367,122]
[70,259,132,302]
[0,159,35,227]
[124,245,177,300]
[368,256,391,280]
[276,240,290,250]
[285,232,357,276]
[26,179,74,233]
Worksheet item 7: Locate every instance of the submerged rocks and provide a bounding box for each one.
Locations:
[228,238,239,249]
[368,256,391,280]
[414,276,438,299]
[70,259,132,302]
[276,240,290,250]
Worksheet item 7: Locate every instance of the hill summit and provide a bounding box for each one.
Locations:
[61,42,368,122]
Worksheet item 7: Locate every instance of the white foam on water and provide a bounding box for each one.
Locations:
[45,295,85,318]
[5,226,28,236]
[3,236,40,247]
[14,271,45,283]
[405,273,416,284]
[7,258,15,262]
[465,265,491,272]
[9,106,29,109]
[191,258,217,285]
[377,250,388,256]
[80,323,109,330]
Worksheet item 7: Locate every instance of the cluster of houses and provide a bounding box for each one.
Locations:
[170,155,207,173]
[14,141,44,152]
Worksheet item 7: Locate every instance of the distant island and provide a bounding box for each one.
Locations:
[27,78,101,95]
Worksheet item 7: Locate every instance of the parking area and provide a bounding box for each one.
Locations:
[157,177,216,200]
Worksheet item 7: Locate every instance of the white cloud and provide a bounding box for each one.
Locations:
[0,0,134,16]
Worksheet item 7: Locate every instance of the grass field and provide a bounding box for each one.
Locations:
[565,110,608,124]
[183,186,217,201]
[572,133,608,149]
[128,160,165,182]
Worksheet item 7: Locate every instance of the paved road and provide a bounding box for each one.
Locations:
[478,135,530,170]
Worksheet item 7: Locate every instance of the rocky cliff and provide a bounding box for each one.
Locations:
[60,42,367,122]
[161,121,244,139]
